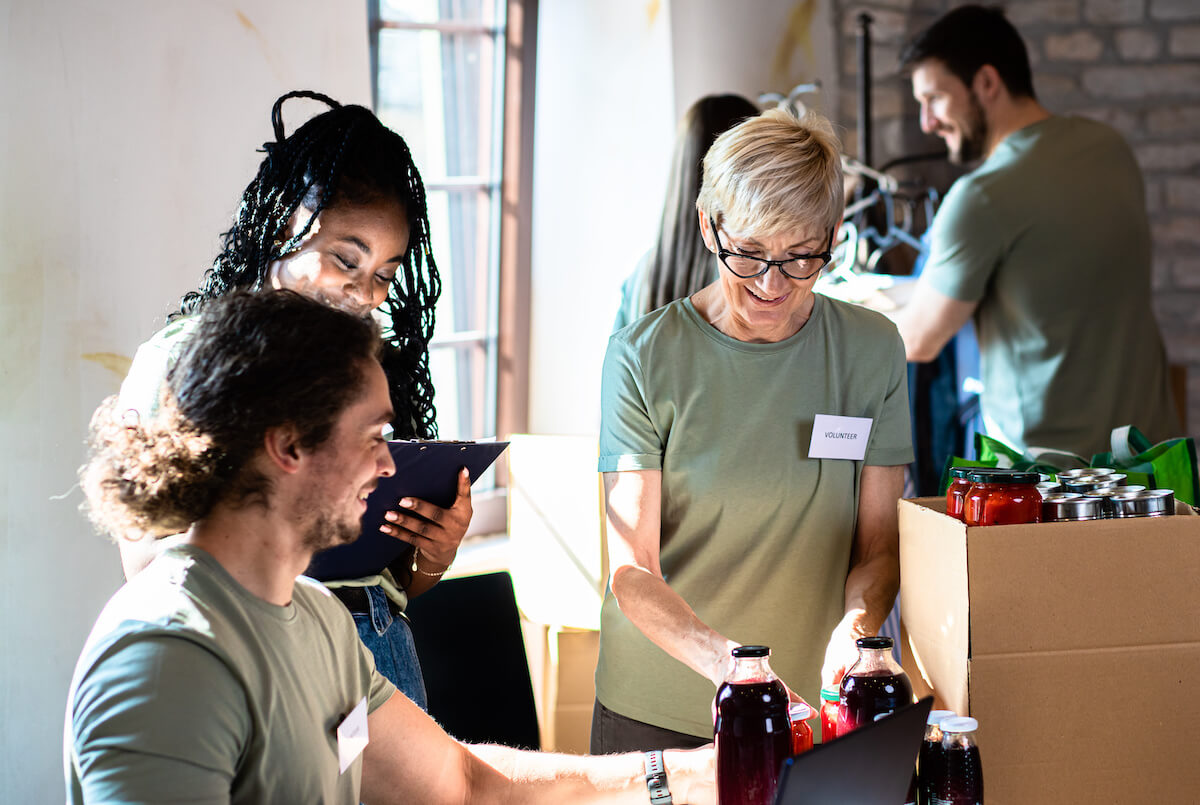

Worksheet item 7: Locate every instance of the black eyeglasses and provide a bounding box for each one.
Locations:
[709,217,834,281]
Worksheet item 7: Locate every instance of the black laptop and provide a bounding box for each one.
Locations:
[773,697,934,805]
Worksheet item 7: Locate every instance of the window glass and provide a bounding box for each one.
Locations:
[373,0,504,445]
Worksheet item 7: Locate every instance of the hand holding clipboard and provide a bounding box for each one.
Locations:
[305,440,509,581]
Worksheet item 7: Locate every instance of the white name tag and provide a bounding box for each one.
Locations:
[337,696,370,774]
[808,414,873,461]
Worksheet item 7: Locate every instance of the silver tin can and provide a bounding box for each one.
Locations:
[1057,467,1115,482]
[1063,473,1127,494]
[1036,482,1064,495]
[1042,493,1104,522]
[1108,489,1176,518]
[1087,486,1148,517]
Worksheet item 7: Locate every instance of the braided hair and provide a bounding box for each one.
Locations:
[177,90,441,439]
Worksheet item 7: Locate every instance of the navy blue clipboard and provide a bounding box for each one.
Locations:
[305,440,509,581]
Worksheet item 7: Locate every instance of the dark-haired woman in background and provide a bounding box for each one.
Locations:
[113,91,469,709]
[612,94,759,332]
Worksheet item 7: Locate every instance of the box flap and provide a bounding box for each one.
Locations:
[898,498,970,715]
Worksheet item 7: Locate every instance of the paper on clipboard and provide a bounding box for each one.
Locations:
[305,439,509,581]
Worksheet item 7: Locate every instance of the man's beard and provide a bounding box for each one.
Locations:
[301,510,360,554]
[950,91,989,165]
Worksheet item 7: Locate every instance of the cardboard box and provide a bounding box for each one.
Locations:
[898,497,1200,804]
[507,435,606,753]
[507,434,606,630]
[520,620,600,754]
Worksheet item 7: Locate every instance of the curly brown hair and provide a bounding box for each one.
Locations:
[81,290,382,540]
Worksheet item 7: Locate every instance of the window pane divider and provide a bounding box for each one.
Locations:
[424,177,499,192]
[429,330,494,349]
[376,20,500,36]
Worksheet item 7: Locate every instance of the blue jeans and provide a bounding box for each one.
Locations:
[352,585,428,711]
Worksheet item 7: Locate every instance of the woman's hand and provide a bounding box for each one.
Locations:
[381,468,473,568]
[819,610,870,690]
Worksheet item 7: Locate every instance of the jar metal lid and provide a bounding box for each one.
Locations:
[949,467,973,479]
[732,645,770,657]
[927,709,957,726]
[855,636,894,650]
[1109,489,1175,518]
[940,716,979,734]
[966,469,1041,485]
[789,702,814,720]
[1042,493,1103,521]
[820,686,840,701]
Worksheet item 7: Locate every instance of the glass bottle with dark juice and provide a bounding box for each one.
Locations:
[916,709,956,805]
[931,716,984,805]
[714,645,791,805]
[837,636,913,735]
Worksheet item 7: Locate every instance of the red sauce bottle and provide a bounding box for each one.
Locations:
[963,469,1042,526]
[819,686,840,742]
[788,702,814,755]
[945,468,973,521]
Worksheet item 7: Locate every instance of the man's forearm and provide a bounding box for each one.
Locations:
[465,743,710,804]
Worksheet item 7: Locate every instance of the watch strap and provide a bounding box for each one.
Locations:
[643,749,673,804]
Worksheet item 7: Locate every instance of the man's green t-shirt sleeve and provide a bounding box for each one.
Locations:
[599,335,663,473]
[921,177,1004,304]
[70,635,248,803]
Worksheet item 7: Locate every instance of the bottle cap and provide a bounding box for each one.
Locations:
[940,716,978,733]
[855,636,894,650]
[732,645,770,658]
[788,702,814,720]
[966,469,1040,485]
[927,709,956,726]
[820,686,840,701]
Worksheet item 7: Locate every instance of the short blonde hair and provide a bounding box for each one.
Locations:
[696,107,844,238]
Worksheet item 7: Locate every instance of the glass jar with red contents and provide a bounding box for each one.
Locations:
[788,702,815,755]
[963,469,1043,526]
[945,467,973,521]
[819,686,840,742]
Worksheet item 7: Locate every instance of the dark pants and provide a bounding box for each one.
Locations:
[589,699,711,754]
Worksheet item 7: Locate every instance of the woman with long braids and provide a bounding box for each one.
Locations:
[112,90,468,709]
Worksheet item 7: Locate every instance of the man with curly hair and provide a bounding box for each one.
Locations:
[67,290,713,804]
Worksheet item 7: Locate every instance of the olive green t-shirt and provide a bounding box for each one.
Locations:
[922,115,1179,457]
[65,545,396,804]
[596,295,913,737]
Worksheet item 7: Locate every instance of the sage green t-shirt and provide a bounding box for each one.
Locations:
[922,115,1179,457]
[65,545,396,804]
[597,294,913,737]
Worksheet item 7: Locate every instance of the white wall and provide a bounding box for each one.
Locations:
[0,1,370,796]
[528,0,677,435]
[527,0,839,435]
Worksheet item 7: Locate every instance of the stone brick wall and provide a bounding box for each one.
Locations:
[831,0,1200,441]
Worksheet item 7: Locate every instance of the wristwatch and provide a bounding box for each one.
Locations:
[643,750,673,804]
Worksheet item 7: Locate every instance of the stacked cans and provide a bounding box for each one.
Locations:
[1042,468,1175,521]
